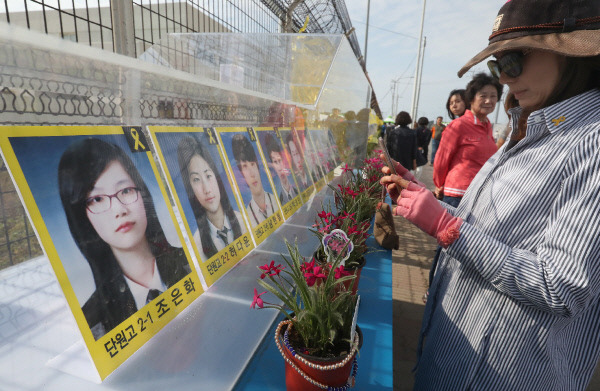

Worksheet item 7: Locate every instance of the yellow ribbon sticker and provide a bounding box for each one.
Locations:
[130,128,146,151]
[206,128,217,145]
[551,116,566,126]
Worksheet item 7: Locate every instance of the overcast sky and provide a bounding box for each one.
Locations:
[345,0,509,125]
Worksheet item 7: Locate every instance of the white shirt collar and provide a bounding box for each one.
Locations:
[208,215,233,249]
[124,260,166,311]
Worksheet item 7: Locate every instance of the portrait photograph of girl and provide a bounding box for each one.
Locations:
[278,128,313,193]
[257,130,299,207]
[150,128,254,286]
[5,132,194,341]
[176,135,247,262]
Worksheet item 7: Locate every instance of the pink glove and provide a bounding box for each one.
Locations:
[396,182,462,247]
[380,154,426,187]
[392,160,426,188]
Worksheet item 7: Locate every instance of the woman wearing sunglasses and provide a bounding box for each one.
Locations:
[381,1,600,389]
[59,138,191,340]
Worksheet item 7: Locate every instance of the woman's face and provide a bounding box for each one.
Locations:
[449,94,466,117]
[270,151,287,181]
[188,154,221,214]
[86,160,148,253]
[289,141,304,172]
[469,85,498,119]
[498,50,563,110]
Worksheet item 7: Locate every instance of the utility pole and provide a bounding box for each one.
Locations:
[410,0,426,121]
[414,36,426,122]
[364,0,372,108]
[390,79,400,116]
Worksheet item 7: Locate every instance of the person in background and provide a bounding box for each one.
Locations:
[433,73,501,206]
[496,92,518,149]
[415,116,432,163]
[381,0,600,389]
[386,111,417,173]
[446,88,468,121]
[495,123,511,149]
[429,116,446,165]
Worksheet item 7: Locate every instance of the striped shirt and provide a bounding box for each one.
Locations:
[415,89,600,390]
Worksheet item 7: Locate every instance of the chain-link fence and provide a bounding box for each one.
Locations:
[1,1,362,59]
[0,1,371,270]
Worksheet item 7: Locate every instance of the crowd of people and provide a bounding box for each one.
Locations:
[380,0,600,390]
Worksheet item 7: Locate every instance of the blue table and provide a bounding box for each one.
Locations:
[234,234,393,390]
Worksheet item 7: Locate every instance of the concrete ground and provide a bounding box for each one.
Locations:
[391,163,600,390]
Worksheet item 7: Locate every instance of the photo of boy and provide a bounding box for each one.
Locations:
[263,133,298,204]
[230,134,279,227]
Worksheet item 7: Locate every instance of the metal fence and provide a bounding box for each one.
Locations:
[0,0,362,59]
[0,0,365,270]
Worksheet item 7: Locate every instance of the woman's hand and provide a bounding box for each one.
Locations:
[380,154,425,187]
[434,186,444,200]
[383,177,462,247]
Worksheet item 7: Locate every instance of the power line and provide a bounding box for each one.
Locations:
[352,20,417,40]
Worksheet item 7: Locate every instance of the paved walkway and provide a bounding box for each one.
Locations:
[392,163,436,391]
[391,164,600,390]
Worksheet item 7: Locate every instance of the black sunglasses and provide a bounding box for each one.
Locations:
[487,51,528,79]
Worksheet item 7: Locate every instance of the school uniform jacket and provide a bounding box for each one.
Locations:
[82,246,191,340]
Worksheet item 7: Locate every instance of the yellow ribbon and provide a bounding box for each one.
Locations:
[207,128,216,144]
[298,16,309,33]
[130,128,146,151]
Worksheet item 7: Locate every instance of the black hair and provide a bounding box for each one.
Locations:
[417,116,429,126]
[465,73,503,105]
[344,111,356,121]
[264,133,281,162]
[285,133,304,172]
[58,138,170,326]
[513,55,600,145]
[177,136,242,259]
[395,111,412,126]
[231,134,257,167]
[446,89,468,120]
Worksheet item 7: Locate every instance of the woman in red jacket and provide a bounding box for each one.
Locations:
[433,73,502,207]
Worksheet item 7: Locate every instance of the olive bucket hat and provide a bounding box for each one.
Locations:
[458,0,600,77]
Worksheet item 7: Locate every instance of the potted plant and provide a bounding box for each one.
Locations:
[333,160,382,225]
[251,240,362,390]
[310,207,371,294]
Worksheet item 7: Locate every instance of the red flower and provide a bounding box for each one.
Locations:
[251,288,267,309]
[301,258,315,273]
[259,260,285,279]
[341,163,352,173]
[344,188,358,198]
[304,265,326,287]
[318,224,332,234]
[339,211,356,223]
[334,265,351,279]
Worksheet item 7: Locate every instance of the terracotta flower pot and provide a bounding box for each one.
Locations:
[275,320,362,391]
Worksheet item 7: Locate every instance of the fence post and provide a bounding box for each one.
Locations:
[111,0,136,57]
